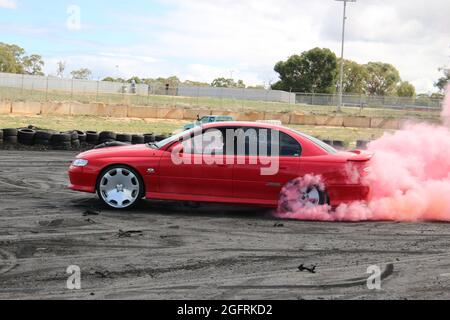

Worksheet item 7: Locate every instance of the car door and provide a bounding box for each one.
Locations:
[233,127,302,202]
[158,127,233,198]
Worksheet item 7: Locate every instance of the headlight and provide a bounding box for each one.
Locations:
[72,159,89,167]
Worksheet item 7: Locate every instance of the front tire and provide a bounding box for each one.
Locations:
[278,179,328,214]
[96,166,144,210]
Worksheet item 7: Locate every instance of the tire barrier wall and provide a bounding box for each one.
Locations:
[0,100,414,130]
[0,127,169,150]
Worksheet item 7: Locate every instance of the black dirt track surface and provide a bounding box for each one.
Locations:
[1,150,450,300]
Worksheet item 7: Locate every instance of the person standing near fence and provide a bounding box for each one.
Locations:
[131,79,136,94]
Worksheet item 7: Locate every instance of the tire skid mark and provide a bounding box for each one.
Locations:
[0,249,18,276]
[0,230,117,242]
[106,264,394,294]
[218,264,395,290]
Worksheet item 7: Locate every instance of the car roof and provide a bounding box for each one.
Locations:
[202,121,288,131]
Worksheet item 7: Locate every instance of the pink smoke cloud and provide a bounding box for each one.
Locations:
[278,85,450,222]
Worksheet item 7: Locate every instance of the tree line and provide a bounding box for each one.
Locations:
[272,47,421,97]
[1,42,448,97]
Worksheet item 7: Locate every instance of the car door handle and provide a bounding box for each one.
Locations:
[267,183,281,187]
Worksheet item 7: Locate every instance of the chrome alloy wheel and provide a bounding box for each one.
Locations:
[299,186,321,206]
[99,167,141,209]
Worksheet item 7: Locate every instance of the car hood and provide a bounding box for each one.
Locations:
[77,144,161,159]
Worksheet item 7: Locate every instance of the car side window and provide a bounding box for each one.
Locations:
[234,127,260,156]
[225,127,301,157]
[270,130,302,157]
[279,132,302,157]
[182,128,225,155]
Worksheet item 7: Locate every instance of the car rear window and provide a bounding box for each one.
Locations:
[292,130,338,154]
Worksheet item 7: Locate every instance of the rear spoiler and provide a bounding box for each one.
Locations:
[348,150,373,162]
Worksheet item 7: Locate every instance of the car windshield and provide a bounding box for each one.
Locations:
[153,130,192,149]
[291,129,338,154]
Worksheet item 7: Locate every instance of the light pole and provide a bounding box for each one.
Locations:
[335,0,356,112]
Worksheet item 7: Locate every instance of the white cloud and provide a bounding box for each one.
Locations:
[0,0,17,9]
[44,0,450,92]
[117,0,449,92]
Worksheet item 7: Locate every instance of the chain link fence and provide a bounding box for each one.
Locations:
[296,92,442,110]
[0,72,444,120]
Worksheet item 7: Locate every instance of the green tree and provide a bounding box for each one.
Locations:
[127,76,142,84]
[247,85,265,89]
[103,77,126,83]
[0,43,25,73]
[0,43,46,75]
[70,68,92,80]
[339,59,366,94]
[182,80,210,87]
[153,76,180,87]
[435,67,450,92]
[272,48,338,93]
[431,92,444,99]
[22,54,45,76]
[396,81,416,97]
[363,62,401,96]
[211,77,246,88]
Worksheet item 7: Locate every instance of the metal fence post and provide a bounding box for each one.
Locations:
[171,87,174,106]
[122,81,125,104]
[45,76,49,102]
[96,80,99,102]
[242,87,245,112]
[71,78,74,101]
[197,86,200,107]
[21,74,24,99]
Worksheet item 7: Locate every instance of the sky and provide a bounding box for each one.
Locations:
[0,0,449,93]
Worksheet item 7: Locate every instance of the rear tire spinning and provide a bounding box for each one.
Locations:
[278,178,328,214]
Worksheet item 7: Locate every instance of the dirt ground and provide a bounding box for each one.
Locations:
[1,150,450,300]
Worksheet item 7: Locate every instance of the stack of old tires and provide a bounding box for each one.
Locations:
[65,131,80,149]
[86,131,99,145]
[356,140,370,150]
[1,127,171,150]
[116,133,132,144]
[144,133,156,143]
[132,134,145,144]
[75,130,86,145]
[332,140,345,149]
[50,132,72,150]
[2,129,18,144]
[155,134,168,142]
[34,130,54,146]
[17,129,35,146]
[99,131,117,144]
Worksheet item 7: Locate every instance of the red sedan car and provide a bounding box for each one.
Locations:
[69,122,371,211]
